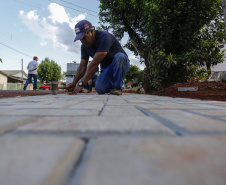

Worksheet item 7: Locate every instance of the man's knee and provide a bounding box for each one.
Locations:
[95,83,111,94]
[95,85,105,94]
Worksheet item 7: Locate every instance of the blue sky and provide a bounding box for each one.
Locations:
[0,0,225,73]
[0,0,144,74]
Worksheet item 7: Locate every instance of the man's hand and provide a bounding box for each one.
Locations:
[88,79,92,85]
[66,83,76,91]
[69,84,83,95]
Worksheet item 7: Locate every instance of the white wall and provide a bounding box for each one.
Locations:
[0,73,7,90]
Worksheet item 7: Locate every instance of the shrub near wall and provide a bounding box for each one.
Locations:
[37,82,42,89]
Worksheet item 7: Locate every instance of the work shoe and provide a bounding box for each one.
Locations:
[110,89,122,95]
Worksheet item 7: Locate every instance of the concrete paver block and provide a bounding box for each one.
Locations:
[0,134,84,185]
[15,116,175,135]
[0,116,35,135]
[101,105,145,116]
[149,109,226,132]
[138,102,196,109]
[0,108,100,116]
[78,136,226,185]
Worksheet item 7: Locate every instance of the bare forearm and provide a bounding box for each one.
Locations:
[81,52,107,84]
[82,63,98,84]
[28,66,38,71]
[31,66,38,71]
[72,65,86,85]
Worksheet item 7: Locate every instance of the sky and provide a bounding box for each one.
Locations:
[0,0,225,74]
[0,0,144,74]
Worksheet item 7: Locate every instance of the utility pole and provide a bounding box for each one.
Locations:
[21,59,23,84]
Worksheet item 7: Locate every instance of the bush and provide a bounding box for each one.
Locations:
[38,58,62,83]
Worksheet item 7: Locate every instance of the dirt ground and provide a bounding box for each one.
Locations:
[0,91,51,99]
[0,82,225,102]
[147,81,226,102]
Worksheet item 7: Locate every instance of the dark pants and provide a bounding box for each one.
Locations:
[24,74,38,90]
[84,78,97,91]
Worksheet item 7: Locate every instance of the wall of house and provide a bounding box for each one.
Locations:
[212,71,226,81]
[0,73,8,90]
[66,63,79,85]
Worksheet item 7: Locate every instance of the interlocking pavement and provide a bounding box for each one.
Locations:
[0,93,226,185]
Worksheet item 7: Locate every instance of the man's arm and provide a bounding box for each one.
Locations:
[81,52,107,84]
[29,65,39,72]
[70,52,107,94]
[67,59,88,89]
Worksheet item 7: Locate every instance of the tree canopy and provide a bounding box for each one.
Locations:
[0,58,2,63]
[37,58,62,83]
[193,15,226,73]
[99,0,224,91]
[124,64,142,84]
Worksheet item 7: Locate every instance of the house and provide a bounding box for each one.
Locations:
[66,62,80,85]
[210,62,226,81]
[2,70,27,83]
[0,70,23,90]
[0,71,8,90]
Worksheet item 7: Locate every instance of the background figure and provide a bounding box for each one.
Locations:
[23,56,39,90]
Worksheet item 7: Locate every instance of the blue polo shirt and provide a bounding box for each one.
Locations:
[81,30,127,69]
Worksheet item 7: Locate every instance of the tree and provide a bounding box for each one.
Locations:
[124,64,142,84]
[99,0,222,91]
[37,58,62,83]
[0,58,2,63]
[196,16,226,73]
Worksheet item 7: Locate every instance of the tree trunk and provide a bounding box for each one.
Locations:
[142,52,155,93]
[206,62,211,74]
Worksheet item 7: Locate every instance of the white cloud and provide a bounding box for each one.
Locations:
[19,3,86,54]
[48,3,69,24]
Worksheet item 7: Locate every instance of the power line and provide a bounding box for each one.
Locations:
[0,33,34,56]
[0,54,18,60]
[0,42,32,58]
[59,0,98,14]
[13,0,43,9]
[48,0,98,17]
[21,0,44,8]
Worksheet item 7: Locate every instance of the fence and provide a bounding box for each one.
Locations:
[0,83,23,90]
[7,83,22,90]
[0,84,4,90]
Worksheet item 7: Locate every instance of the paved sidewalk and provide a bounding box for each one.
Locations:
[0,93,226,185]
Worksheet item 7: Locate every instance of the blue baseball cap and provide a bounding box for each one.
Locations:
[74,20,94,42]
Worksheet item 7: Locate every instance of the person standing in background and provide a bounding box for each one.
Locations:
[23,56,39,90]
